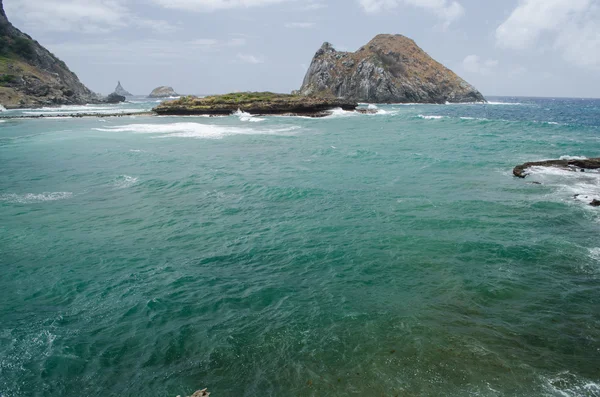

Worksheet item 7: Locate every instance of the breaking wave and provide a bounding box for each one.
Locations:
[94,122,300,139]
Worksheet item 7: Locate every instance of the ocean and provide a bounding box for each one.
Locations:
[0,97,599,396]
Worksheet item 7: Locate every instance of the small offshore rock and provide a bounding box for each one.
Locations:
[104,92,126,103]
[591,199,600,207]
[149,86,179,98]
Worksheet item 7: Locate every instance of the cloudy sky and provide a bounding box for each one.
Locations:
[5,0,600,97]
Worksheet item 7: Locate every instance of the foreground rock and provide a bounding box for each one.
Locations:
[299,34,485,104]
[149,86,179,98]
[513,158,600,178]
[0,0,101,108]
[114,81,132,97]
[153,92,357,117]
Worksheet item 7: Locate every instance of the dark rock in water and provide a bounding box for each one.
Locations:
[153,92,357,117]
[114,81,132,97]
[149,86,179,98]
[513,158,600,178]
[299,34,485,104]
[530,182,542,185]
[591,199,600,207]
[104,92,126,104]
[0,0,100,108]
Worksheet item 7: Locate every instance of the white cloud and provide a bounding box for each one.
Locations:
[358,0,465,27]
[237,53,264,64]
[151,0,290,12]
[496,0,600,68]
[462,55,499,75]
[5,0,175,33]
[284,22,316,28]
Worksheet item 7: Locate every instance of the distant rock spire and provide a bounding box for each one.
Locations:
[114,81,133,96]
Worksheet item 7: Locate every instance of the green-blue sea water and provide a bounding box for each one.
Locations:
[1,97,599,396]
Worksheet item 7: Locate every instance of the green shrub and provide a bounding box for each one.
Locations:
[0,74,18,85]
[12,37,34,59]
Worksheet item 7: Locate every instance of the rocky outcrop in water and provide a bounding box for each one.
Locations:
[153,92,357,117]
[299,34,485,104]
[513,158,600,178]
[149,86,178,98]
[0,0,100,108]
[104,92,126,104]
[114,81,132,97]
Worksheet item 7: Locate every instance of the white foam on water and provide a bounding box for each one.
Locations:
[560,155,588,160]
[526,166,600,205]
[234,109,265,122]
[0,104,6,111]
[0,119,6,123]
[94,122,300,139]
[486,101,525,106]
[114,175,138,189]
[324,107,358,118]
[0,192,73,204]
[542,373,600,397]
[589,248,600,262]
[417,114,445,120]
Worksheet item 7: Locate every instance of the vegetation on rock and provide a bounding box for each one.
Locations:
[153,92,357,116]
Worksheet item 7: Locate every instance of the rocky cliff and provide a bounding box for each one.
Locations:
[0,0,99,108]
[299,34,485,104]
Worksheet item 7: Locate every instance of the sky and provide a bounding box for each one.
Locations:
[5,0,600,98]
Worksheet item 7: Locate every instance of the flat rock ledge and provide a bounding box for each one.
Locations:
[153,92,358,117]
[513,158,600,178]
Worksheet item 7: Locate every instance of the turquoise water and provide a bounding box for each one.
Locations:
[1,98,599,396]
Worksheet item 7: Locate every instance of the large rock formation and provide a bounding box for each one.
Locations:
[299,34,485,104]
[149,86,179,98]
[0,0,100,108]
[114,81,132,97]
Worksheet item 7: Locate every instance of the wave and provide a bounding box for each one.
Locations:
[234,109,265,123]
[543,372,600,397]
[526,166,600,205]
[486,101,526,106]
[589,248,600,262]
[114,175,138,189]
[559,155,588,160]
[417,114,445,120]
[94,122,300,139]
[0,192,73,204]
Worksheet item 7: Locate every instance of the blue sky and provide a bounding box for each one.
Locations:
[6,0,600,98]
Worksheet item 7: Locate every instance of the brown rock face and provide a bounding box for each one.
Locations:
[299,34,485,104]
[0,0,99,108]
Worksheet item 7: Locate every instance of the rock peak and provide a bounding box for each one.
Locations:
[114,81,133,97]
[300,34,485,104]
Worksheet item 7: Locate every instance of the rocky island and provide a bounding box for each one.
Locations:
[149,86,179,98]
[299,34,485,104]
[153,92,358,117]
[0,0,102,108]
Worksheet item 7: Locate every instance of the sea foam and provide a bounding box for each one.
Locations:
[0,192,73,204]
[94,122,300,139]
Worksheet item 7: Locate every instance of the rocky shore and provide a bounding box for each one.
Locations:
[153,92,358,117]
[513,158,600,178]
